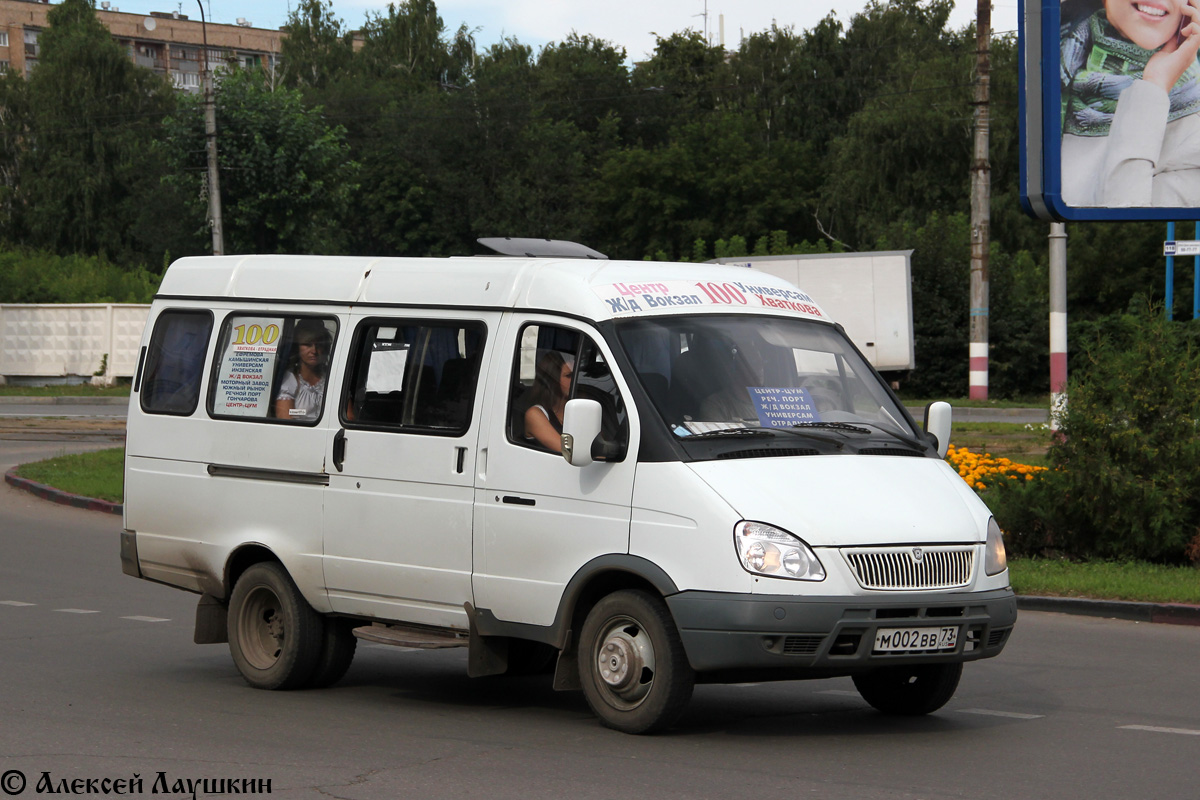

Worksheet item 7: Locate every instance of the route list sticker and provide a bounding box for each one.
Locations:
[214,317,283,417]
[748,387,821,427]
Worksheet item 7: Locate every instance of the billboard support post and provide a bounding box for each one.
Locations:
[1194,222,1199,319]
[1167,222,1175,320]
[1049,223,1067,431]
[969,0,991,401]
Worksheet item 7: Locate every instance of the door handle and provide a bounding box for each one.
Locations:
[333,429,346,472]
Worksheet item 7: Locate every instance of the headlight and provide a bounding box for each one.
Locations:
[734,521,825,581]
[985,517,1008,576]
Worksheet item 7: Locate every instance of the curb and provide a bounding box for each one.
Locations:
[1017,595,1200,626]
[4,467,122,515]
[0,396,129,406]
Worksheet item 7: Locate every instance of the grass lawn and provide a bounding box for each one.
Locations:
[1009,558,1200,605]
[0,384,129,397]
[948,421,1052,466]
[900,395,1050,410]
[15,447,124,503]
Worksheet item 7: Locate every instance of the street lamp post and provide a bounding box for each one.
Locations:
[197,0,224,255]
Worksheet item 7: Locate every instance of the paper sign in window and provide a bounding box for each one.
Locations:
[366,342,410,393]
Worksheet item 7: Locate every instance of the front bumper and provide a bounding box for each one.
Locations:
[666,587,1017,673]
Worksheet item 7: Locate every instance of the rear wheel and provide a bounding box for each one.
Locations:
[227,562,323,690]
[578,590,694,734]
[307,618,357,688]
[852,662,963,715]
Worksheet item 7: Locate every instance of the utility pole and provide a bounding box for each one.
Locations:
[969,0,991,399]
[198,0,224,255]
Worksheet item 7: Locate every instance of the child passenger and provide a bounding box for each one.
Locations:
[1060,0,1200,206]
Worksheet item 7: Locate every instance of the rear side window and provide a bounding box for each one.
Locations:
[342,319,486,434]
[140,310,213,416]
[209,315,339,424]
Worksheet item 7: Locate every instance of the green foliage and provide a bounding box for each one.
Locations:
[280,0,355,89]
[990,308,1200,562]
[0,248,159,303]
[7,0,175,264]
[164,69,359,254]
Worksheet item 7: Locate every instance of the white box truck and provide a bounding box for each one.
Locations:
[712,251,915,371]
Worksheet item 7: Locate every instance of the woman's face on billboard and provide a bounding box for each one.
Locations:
[1105,0,1185,50]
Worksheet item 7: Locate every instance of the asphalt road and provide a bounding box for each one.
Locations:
[1,437,1196,800]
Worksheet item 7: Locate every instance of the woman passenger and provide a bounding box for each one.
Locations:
[275,319,330,422]
[524,350,573,452]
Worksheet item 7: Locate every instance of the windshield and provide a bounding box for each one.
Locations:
[615,314,918,442]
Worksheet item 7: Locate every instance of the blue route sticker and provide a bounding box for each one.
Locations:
[747,387,821,427]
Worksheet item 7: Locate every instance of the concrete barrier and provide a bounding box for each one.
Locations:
[0,303,150,386]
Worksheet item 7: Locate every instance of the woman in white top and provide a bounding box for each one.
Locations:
[1060,0,1200,207]
[275,319,330,422]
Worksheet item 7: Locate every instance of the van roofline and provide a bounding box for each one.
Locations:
[154,255,833,325]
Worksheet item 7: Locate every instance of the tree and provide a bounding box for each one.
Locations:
[11,0,175,263]
[280,0,355,90]
[355,0,474,91]
[164,69,359,254]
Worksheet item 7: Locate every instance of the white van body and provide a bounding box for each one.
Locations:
[122,252,1016,734]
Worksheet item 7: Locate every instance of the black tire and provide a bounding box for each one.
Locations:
[227,562,323,690]
[852,662,963,715]
[578,590,694,734]
[307,618,357,689]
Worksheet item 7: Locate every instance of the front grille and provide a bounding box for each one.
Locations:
[842,546,975,591]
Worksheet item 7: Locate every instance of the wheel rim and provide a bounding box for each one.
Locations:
[593,614,656,710]
[237,584,287,670]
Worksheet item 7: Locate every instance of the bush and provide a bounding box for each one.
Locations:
[988,306,1200,562]
[0,248,160,303]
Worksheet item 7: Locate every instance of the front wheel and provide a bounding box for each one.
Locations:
[852,662,963,715]
[578,590,694,734]
[227,562,323,690]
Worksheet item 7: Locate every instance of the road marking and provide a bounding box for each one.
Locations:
[1120,725,1200,736]
[121,616,170,623]
[55,609,100,614]
[956,708,1044,720]
[0,601,35,606]
[816,690,861,697]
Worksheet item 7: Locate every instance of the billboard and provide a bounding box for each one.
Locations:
[1021,0,1200,220]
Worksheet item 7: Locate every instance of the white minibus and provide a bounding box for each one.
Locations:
[121,241,1016,733]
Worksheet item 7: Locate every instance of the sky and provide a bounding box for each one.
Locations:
[107,0,1021,63]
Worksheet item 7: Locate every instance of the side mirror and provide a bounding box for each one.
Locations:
[561,398,603,467]
[924,401,952,459]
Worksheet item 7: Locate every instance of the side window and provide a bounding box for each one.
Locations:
[140,310,213,416]
[507,323,628,460]
[209,315,338,424]
[342,319,485,434]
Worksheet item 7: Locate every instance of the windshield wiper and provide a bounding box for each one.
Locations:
[858,423,930,451]
[792,422,871,435]
[682,428,776,440]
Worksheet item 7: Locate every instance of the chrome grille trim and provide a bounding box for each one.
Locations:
[842,546,975,591]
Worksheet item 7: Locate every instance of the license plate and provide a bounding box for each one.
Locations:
[873,626,958,653]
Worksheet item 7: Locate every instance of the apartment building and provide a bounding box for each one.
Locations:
[0,0,283,91]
